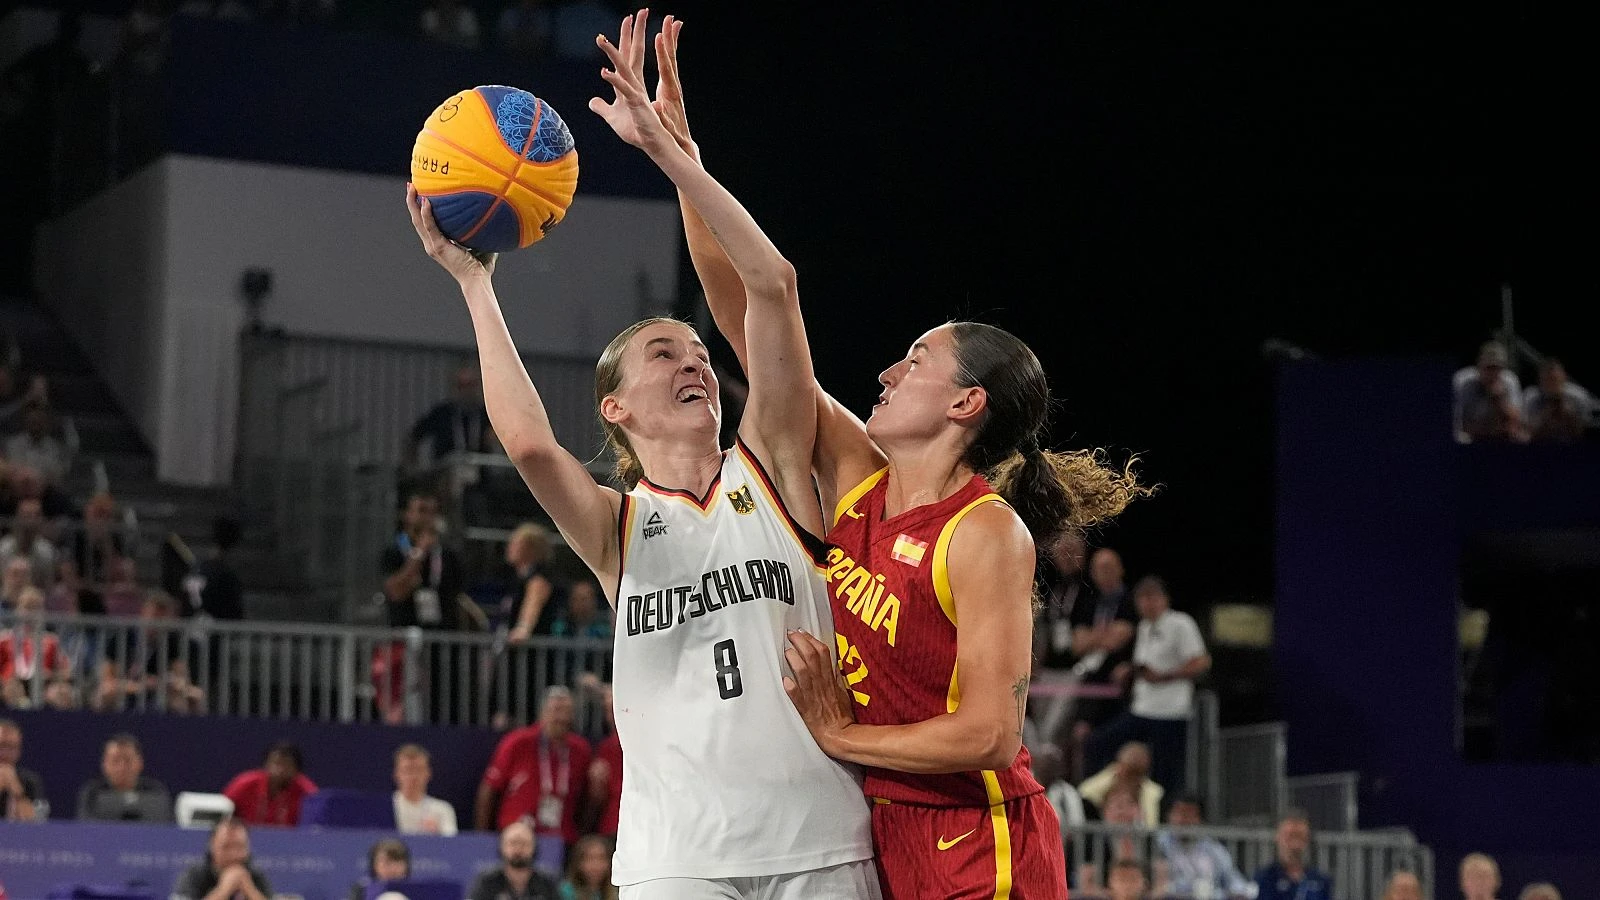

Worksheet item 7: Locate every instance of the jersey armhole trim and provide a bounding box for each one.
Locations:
[831,467,889,528]
[931,493,1006,627]
[614,493,635,603]
[733,437,830,566]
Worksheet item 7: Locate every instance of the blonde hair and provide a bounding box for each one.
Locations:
[393,743,430,763]
[508,522,552,561]
[594,317,696,488]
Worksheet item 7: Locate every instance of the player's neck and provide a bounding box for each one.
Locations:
[636,440,723,497]
[881,448,975,519]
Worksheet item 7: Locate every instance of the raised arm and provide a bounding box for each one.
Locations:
[648,18,886,518]
[591,10,821,524]
[405,187,622,590]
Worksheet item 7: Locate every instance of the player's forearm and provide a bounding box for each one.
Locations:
[680,189,751,374]
[458,278,561,462]
[649,145,793,304]
[828,711,1020,774]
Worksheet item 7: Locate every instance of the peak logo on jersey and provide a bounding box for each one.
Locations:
[624,558,796,636]
[890,534,928,567]
[727,484,756,515]
[643,510,669,540]
[824,546,902,646]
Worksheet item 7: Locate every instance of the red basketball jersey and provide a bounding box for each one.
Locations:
[825,468,1045,807]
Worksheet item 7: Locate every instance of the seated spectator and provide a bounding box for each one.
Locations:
[76,732,174,823]
[393,743,458,836]
[1079,740,1162,826]
[1107,858,1150,900]
[1460,853,1501,900]
[185,515,246,620]
[1155,793,1252,899]
[1,586,71,709]
[1383,870,1424,900]
[1,462,73,521]
[0,497,57,587]
[1454,341,1528,443]
[171,818,271,900]
[1254,810,1332,900]
[71,491,127,593]
[92,590,206,714]
[420,0,481,49]
[349,838,411,900]
[503,522,557,641]
[1523,358,1593,443]
[4,403,70,486]
[0,368,49,433]
[222,741,318,827]
[560,833,616,900]
[468,821,559,900]
[498,0,553,57]
[582,682,621,839]
[1518,884,1561,900]
[1031,743,1086,833]
[1087,576,1210,797]
[1,556,32,610]
[0,717,44,820]
[1076,784,1146,894]
[551,579,610,640]
[101,555,148,618]
[477,686,590,876]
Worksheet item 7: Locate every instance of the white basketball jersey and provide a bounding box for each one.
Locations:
[609,441,873,885]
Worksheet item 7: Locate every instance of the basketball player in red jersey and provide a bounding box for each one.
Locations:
[649,22,1149,898]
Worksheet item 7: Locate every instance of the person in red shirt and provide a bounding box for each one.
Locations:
[475,686,591,876]
[222,741,317,827]
[581,681,622,838]
[0,586,70,708]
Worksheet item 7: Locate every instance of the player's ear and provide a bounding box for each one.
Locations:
[948,386,987,425]
[600,393,627,426]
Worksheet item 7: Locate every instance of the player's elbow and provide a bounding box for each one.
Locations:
[973,722,1022,772]
[507,438,560,473]
[747,257,799,308]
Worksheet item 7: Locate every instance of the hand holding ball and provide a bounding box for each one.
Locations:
[410,85,578,252]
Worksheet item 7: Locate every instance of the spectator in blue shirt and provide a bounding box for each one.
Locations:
[1254,810,1332,900]
[1157,793,1254,898]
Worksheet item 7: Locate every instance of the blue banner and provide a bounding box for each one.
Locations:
[0,822,497,900]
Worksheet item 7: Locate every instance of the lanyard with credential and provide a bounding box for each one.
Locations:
[538,736,570,798]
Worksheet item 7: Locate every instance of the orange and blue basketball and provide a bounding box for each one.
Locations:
[410,85,579,252]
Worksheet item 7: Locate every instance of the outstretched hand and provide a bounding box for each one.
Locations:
[651,15,696,160]
[405,183,496,284]
[588,10,674,156]
[783,630,857,755]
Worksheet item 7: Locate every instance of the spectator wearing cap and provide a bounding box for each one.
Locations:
[1523,358,1593,443]
[1454,342,1528,443]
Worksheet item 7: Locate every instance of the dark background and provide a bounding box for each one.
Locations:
[3,3,1584,604]
[646,3,1581,606]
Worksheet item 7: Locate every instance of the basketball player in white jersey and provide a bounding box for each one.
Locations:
[406,11,875,898]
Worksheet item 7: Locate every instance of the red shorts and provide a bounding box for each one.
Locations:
[871,793,1068,899]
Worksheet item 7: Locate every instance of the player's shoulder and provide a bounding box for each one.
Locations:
[948,496,1032,555]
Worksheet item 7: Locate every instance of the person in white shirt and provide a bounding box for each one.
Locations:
[1086,576,1210,797]
[391,743,457,836]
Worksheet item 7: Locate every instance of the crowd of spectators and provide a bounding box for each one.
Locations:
[0,715,619,897]
[1453,341,1595,444]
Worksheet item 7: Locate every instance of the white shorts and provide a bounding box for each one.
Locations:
[618,859,882,900]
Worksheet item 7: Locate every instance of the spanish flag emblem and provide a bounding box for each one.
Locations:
[891,533,928,567]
